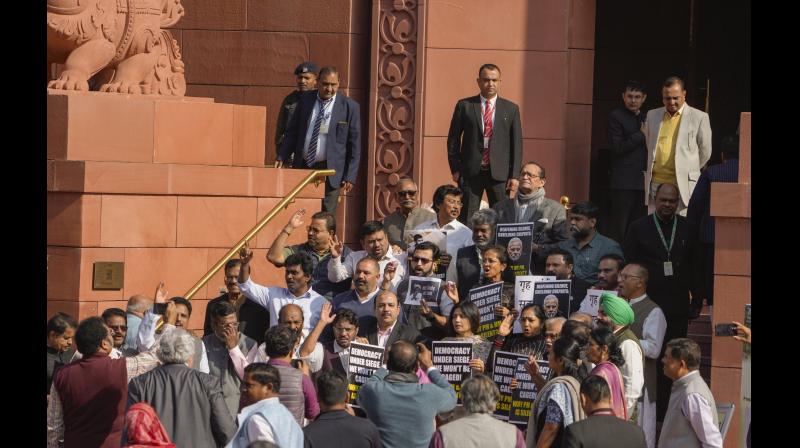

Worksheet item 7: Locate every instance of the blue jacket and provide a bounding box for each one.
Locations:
[357,368,456,448]
[226,397,303,448]
[278,90,361,188]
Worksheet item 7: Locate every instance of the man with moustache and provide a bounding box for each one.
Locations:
[507,237,523,262]
[204,259,271,344]
[558,201,624,285]
[394,241,458,338]
[576,253,625,318]
[413,184,473,257]
[493,161,569,273]
[447,63,523,223]
[238,247,327,333]
[328,220,407,292]
[545,249,592,318]
[623,183,697,420]
[267,209,352,300]
[455,209,498,299]
[365,291,422,348]
[644,76,712,215]
[276,66,361,214]
[383,177,436,251]
[331,257,384,333]
[273,61,318,166]
[616,263,666,448]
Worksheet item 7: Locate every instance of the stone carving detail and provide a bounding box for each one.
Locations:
[373,0,418,219]
[46,0,186,95]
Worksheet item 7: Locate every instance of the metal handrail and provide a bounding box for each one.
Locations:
[183,169,336,300]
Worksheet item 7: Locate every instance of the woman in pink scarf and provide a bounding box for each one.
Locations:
[584,326,628,419]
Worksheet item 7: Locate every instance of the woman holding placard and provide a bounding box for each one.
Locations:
[441,301,493,374]
[525,337,587,447]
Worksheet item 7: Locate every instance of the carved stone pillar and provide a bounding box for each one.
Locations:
[366,0,425,220]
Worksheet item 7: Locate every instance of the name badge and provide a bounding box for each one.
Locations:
[483,137,490,149]
[320,122,330,134]
[663,261,673,277]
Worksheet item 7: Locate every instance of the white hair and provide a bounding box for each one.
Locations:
[462,375,500,414]
[157,329,195,365]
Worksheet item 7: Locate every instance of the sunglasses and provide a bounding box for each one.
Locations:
[109,325,127,331]
[398,190,417,197]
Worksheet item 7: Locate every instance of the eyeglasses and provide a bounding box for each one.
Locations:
[618,274,641,281]
[217,322,240,330]
[443,199,462,206]
[307,226,327,234]
[519,172,542,179]
[411,256,433,264]
[544,331,560,340]
[398,190,417,197]
[109,325,127,331]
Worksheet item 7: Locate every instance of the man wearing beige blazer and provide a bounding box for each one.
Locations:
[643,76,712,215]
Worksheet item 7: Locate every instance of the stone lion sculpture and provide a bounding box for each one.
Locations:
[47,0,186,95]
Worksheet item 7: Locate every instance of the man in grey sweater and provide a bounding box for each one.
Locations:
[659,338,722,448]
[357,340,457,448]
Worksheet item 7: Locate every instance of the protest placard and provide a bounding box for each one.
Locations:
[514,275,555,333]
[491,350,523,420]
[509,358,551,425]
[495,223,535,276]
[432,340,473,403]
[469,282,504,338]
[404,276,442,307]
[533,280,572,319]
[347,342,385,407]
[404,229,448,256]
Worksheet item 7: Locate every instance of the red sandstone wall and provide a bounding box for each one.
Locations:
[417,0,596,204]
[173,0,372,244]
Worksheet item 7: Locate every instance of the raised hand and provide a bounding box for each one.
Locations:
[330,235,343,259]
[222,325,240,350]
[288,209,306,230]
[498,312,515,337]
[417,343,434,370]
[154,281,168,303]
[319,302,336,326]
[419,299,433,317]
[469,358,485,374]
[732,321,751,344]
[239,241,254,264]
[382,261,398,286]
[494,305,510,320]
[445,281,459,305]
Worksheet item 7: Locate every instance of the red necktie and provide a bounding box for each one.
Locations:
[482,100,493,166]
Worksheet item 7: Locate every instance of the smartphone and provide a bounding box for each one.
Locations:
[714,323,737,337]
[152,303,168,315]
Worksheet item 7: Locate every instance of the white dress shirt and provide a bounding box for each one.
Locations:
[238,278,326,331]
[135,309,209,373]
[629,294,668,359]
[376,322,397,348]
[228,334,325,380]
[327,249,407,291]
[413,218,473,257]
[480,95,497,134]
[302,93,337,163]
[245,398,279,444]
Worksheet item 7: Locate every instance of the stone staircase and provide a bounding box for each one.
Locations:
[687,305,713,385]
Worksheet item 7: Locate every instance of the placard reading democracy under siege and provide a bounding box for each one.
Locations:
[495,223,535,277]
[509,358,551,425]
[491,350,525,420]
[432,341,473,404]
[469,281,504,338]
[347,342,385,408]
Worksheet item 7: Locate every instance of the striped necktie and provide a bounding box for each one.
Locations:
[482,99,493,166]
[305,97,333,167]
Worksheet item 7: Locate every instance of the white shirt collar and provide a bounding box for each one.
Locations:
[333,341,348,354]
[629,293,648,305]
[356,287,381,304]
[480,95,497,107]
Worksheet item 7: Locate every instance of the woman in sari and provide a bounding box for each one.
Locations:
[525,337,587,447]
[122,402,176,447]
[584,326,628,419]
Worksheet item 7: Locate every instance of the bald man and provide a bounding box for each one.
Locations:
[383,177,436,251]
[123,294,152,350]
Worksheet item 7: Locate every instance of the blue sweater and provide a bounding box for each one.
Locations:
[357,368,456,448]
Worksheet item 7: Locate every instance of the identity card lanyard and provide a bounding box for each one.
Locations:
[654,213,676,276]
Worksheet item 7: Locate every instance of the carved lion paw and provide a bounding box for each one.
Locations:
[99,81,142,94]
[47,71,89,91]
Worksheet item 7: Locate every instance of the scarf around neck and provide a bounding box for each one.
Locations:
[515,187,546,222]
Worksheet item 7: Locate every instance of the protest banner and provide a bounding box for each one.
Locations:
[533,280,572,319]
[347,342,385,407]
[404,276,442,307]
[495,223,535,276]
[491,350,522,420]
[469,282,504,338]
[432,340,473,403]
[404,229,448,256]
[514,275,555,333]
[577,289,615,323]
[509,358,552,425]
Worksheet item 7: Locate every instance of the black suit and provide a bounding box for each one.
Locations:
[562,414,647,448]
[321,341,347,376]
[365,321,422,347]
[278,90,361,213]
[607,106,648,243]
[455,245,481,300]
[447,95,522,223]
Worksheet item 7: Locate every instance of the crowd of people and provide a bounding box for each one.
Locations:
[46,62,745,448]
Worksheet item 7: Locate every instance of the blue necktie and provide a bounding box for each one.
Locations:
[305,98,331,167]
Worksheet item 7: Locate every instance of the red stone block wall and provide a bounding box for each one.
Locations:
[172,0,372,244]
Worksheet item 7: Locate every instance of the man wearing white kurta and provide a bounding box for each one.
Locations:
[617,263,667,448]
[413,184,473,257]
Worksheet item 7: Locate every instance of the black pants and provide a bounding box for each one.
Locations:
[459,169,508,226]
[305,161,341,214]
[608,189,647,243]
